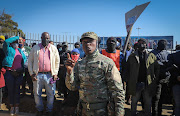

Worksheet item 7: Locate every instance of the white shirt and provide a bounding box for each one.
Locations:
[126,47,132,62]
[22,47,29,68]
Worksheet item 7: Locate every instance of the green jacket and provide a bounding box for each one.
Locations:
[66,49,125,115]
[2,36,27,67]
[126,50,160,96]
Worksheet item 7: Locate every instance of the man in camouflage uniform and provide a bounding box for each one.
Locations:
[65,32,125,116]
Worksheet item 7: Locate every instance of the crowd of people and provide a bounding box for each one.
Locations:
[0,32,179,116]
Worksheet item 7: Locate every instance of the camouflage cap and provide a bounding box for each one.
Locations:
[80,32,98,42]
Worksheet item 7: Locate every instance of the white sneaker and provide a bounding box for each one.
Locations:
[14,107,19,115]
[10,107,14,115]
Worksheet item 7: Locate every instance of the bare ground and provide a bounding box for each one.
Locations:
[0,89,173,116]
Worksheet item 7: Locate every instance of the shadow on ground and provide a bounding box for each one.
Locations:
[1,89,173,116]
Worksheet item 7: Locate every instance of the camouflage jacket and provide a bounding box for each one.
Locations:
[66,49,125,115]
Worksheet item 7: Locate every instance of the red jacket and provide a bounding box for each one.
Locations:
[0,68,6,88]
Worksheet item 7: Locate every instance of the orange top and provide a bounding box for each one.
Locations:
[102,49,120,71]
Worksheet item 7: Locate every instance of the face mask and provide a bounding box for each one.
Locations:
[138,43,146,52]
[42,39,49,47]
[75,45,80,48]
[18,44,23,48]
[158,41,166,50]
[107,42,116,52]
[62,46,68,51]
[71,54,80,62]
[12,43,19,49]
[59,48,62,51]
[158,44,166,50]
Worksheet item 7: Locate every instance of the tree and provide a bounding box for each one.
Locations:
[0,9,24,36]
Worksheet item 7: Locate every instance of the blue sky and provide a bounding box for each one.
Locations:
[1,0,180,47]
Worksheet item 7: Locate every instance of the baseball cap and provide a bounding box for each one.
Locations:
[71,48,80,54]
[80,32,98,42]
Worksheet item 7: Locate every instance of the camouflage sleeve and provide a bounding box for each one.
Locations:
[106,64,125,115]
[65,63,80,91]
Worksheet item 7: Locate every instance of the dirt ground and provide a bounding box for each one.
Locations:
[0,88,173,116]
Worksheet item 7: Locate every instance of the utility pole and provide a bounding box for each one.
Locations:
[136,27,141,39]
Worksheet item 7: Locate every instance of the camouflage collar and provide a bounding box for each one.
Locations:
[85,49,99,60]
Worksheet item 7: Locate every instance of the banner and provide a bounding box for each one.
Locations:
[125,1,150,32]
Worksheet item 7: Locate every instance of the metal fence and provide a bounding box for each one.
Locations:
[24,33,82,50]
[0,32,174,51]
[0,32,81,50]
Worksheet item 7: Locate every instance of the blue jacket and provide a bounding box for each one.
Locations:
[2,36,27,67]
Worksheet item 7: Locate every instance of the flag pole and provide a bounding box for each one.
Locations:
[122,27,133,55]
[123,1,150,55]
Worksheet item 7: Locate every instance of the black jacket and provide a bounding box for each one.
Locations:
[151,49,170,82]
[59,50,71,65]
[167,51,180,86]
